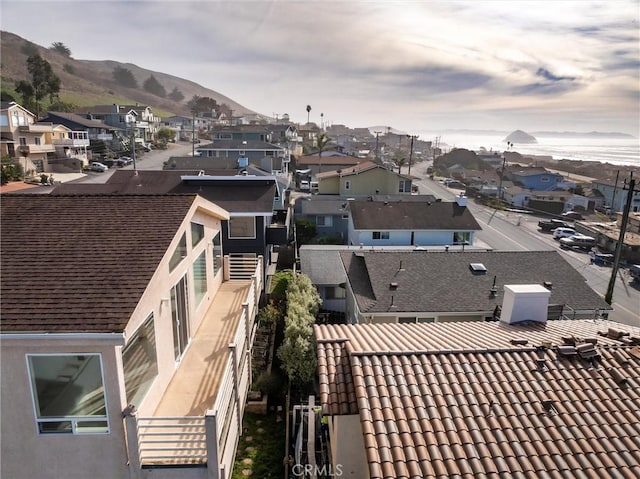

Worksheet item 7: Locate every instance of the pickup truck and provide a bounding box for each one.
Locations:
[538,219,570,232]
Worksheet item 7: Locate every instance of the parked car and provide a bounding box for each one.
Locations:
[538,219,570,232]
[562,211,584,220]
[560,234,596,250]
[630,264,640,284]
[90,162,109,172]
[100,159,115,168]
[552,227,577,239]
[118,156,133,166]
[299,180,310,191]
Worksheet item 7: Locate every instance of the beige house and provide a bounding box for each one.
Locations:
[316,160,414,196]
[1,194,263,479]
[1,101,55,173]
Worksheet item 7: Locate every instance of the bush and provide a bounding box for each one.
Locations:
[253,371,284,396]
[63,63,75,74]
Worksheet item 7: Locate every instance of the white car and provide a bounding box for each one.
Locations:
[299,180,310,191]
[552,227,577,240]
[90,162,108,172]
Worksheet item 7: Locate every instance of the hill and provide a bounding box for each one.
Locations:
[0,31,260,118]
[504,130,537,144]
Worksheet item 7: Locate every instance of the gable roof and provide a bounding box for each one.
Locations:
[297,196,349,215]
[316,161,411,179]
[349,200,481,231]
[315,319,640,478]
[43,111,120,130]
[0,194,220,333]
[198,139,283,151]
[296,155,357,167]
[52,170,277,214]
[341,250,611,314]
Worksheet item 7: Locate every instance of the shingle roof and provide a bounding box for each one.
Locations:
[299,246,349,286]
[297,197,348,215]
[198,139,283,150]
[341,250,611,314]
[1,194,202,333]
[52,170,276,213]
[316,161,412,179]
[43,111,119,130]
[315,320,640,479]
[349,200,482,231]
[296,155,359,167]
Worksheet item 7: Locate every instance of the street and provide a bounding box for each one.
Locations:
[413,163,640,327]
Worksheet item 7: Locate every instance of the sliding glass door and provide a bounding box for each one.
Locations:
[171,275,190,360]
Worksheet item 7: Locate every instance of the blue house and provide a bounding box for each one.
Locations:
[506,167,564,191]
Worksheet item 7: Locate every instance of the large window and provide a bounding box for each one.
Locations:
[228,216,256,239]
[212,232,222,276]
[453,232,471,244]
[169,233,187,271]
[316,215,333,227]
[372,231,390,240]
[123,315,158,407]
[27,354,109,434]
[191,222,205,247]
[193,251,207,305]
[399,180,411,193]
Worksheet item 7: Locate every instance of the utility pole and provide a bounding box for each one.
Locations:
[610,170,620,212]
[375,131,380,162]
[605,173,636,305]
[130,117,137,173]
[497,155,507,200]
[407,135,415,175]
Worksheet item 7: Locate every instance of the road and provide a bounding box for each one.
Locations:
[413,162,640,327]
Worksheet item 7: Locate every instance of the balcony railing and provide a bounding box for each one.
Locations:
[125,256,263,479]
[54,138,90,147]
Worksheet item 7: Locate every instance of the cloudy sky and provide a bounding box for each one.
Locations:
[2,0,639,135]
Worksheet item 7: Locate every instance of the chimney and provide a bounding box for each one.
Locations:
[456,193,468,207]
[500,284,551,325]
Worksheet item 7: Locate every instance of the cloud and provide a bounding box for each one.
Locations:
[536,68,577,82]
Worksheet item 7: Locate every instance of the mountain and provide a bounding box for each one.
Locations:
[0,31,260,118]
[504,130,537,144]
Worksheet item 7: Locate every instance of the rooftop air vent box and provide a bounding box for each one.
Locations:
[469,263,487,273]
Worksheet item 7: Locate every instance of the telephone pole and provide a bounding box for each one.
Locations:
[407,135,415,175]
[605,172,636,305]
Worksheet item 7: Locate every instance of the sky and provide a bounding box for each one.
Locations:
[2,0,639,136]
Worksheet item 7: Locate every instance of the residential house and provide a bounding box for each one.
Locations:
[1,102,56,173]
[294,196,351,242]
[1,194,263,479]
[339,250,611,324]
[348,195,481,247]
[299,245,349,313]
[77,104,157,144]
[316,161,414,196]
[196,139,286,173]
[52,170,288,278]
[592,178,640,213]
[314,318,640,478]
[41,111,120,142]
[296,154,361,177]
[504,166,564,191]
[47,123,90,162]
[578,213,640,263]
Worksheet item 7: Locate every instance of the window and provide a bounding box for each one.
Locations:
[541,176,549,182]
[191,222,205,247]
[453,232,471,244]
[34,137,41,146]
[344,180,351,190]
[372,231,390,240]
[123,315,158,406]
[193,251,207,305]
[399,180,411,193]
[0,114,7,126]
[27,354,109,434]
[418,317,435,323]
[316,215,333,227]
[19,137,27,146]
[169,233,187,271]
[212,232,222,276]
[325,286,346,300]
[228,216,255,238]
[399,317,417,324]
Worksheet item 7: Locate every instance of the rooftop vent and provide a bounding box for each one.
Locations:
[469,263,487,273]
[543,281,553,290]
[198,170,205,176]
[389,282,398,289]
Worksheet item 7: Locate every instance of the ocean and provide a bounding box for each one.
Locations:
[416,132,640,168]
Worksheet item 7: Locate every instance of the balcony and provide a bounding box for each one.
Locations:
[20,144,55,154]
[124,256,263,479]
[54,138,90,148]
[89,133,113,141]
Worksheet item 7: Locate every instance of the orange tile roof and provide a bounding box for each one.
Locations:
[315,320,640,478]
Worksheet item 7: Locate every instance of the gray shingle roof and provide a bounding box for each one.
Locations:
[341,250,611,314]
[1,194,203,333]
[198,139,283,150]
[349,200,482,231]
[299,246,349,285]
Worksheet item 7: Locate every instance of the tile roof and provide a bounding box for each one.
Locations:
[1,194,204,333]
[315,320,640,478]
[52,170,276,213]
[349,200,481,231]
[341,250,611,314]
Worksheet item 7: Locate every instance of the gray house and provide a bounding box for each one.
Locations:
[196,139,286,173]
[294,196,351,242]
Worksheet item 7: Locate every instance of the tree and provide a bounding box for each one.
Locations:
[156,127,175,144]
[187,95,218,115]
[15,54,60,116]
[112,66,138,88]
[50,42,71,57]
[395,157,407,175]
[277,273,322,385]
[306,104,311,124]
[48,100,76,112]
[143,75,166,97]
[167,86,184,102]
[0,90,16,102]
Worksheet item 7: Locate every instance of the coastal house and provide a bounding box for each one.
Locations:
[1,194,263,479]
[296,154,361,177]
[316,161,414,196]
[196,139,287,173]
[0,101,56,173]
[504,166,564,191]
[41,111,120,142]
[591,178,640,213]
[52,169,289,278]
[347,195,481,247]
[76,104,157,143]
[294,196,351,242]
[314,318,640,478]
[340,250,611,324]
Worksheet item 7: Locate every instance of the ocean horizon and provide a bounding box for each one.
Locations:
[416,131,640,167]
